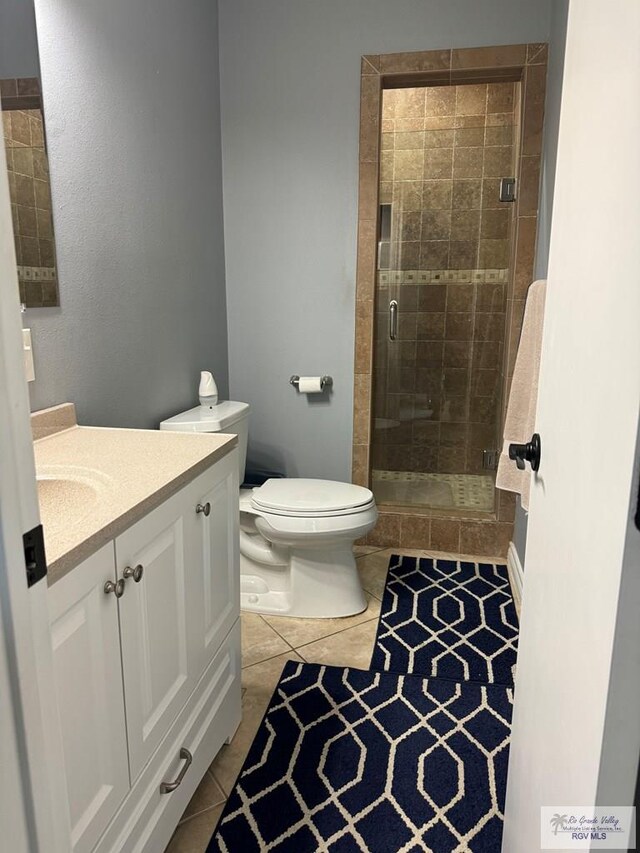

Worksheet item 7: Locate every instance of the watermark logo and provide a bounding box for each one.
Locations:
[541,807,636,849]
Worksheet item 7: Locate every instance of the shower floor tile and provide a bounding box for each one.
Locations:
[372,469,495,511]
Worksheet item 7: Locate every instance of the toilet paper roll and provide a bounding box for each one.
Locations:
[298,376,324,393]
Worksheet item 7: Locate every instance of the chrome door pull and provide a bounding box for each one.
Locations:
[104,578,125,598]
[389,299,398,341]
[123,563,144,583]
[196,502,211,516]
[160,747,193,794]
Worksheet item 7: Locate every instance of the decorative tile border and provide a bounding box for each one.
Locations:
[378,269,508,285]
[17,265,57,282]
[352,43,548,555]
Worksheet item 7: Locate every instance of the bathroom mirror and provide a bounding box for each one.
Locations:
[1,0,60,307]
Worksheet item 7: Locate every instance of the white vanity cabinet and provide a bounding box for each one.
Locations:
[48,543,131,853]
[48,449,241,853]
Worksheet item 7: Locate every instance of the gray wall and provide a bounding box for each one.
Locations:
[26,0,228,429]
[513,0,569,565]
[218,0,553,482]
[0,0,40,79]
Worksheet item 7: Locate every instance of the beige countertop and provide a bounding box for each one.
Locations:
[33,405,237,586]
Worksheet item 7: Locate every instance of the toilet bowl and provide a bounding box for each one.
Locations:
[160,402,378,618]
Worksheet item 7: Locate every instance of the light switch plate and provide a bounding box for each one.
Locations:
[23,328,35,382]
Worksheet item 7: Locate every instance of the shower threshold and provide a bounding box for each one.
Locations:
[372,470,494,512]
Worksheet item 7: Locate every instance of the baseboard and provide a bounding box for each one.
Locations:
[507,541,524,616]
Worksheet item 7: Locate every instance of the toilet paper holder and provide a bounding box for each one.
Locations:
[290,375,333,391]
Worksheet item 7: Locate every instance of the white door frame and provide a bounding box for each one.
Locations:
[0,100,69,851]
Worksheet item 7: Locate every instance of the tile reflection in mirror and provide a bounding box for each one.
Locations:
[2,76,59,307]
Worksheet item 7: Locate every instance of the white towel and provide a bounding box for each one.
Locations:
[496,279,547,511]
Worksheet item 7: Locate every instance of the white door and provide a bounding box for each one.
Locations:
[503,1,640,848]
[48,544,130,853]
[115,492,193,781]
[185,451,240,678]
[0,64,68,853]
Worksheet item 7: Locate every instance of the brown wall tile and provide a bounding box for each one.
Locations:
[400,515,431,548]
[423,180,452,209]
[430,518,461,552]
[453,147,483,178]
[379,49,451,74]
[513,216,537,299]
[366,512,402,547]
[425,87,456,117]
[352,443,369,486]
[452,179,482,209]
[423,147,453,180]
[518,155,541,216]
[459,521,498,557]
[522,63,546,156]
[451,44,526,70]
[455,84,487,116]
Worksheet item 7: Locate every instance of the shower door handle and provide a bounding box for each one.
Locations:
[389,300,398,341]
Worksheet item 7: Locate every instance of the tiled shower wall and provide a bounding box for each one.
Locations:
[372,82,517,476]
[1,78,58,307]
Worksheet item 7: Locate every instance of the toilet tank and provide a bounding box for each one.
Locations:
[159,401,250,484]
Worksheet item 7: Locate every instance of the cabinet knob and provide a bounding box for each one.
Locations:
[123,564,144,583]
[196,502,211,517]
[104,578,125,598]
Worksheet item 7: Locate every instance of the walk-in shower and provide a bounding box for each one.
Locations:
[371,81,517,513]
[352,45,548,552]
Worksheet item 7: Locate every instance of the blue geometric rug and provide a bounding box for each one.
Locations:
[370,556,518,687]
[207,660,513,852]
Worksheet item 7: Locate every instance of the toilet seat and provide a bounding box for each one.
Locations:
[251,478,375,517]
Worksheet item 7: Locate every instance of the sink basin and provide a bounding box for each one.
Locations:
[36,466,108,537]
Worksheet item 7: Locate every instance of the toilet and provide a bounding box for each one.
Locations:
[160,402,378,618]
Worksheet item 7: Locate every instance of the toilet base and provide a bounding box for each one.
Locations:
[239,546,368,618]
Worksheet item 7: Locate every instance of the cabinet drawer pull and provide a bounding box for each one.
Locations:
[123,563,144,583]
[196,502,211,517]
[104,578,125,598]
[160,747,193,794]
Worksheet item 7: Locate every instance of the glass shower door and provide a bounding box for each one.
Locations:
[371,81,517,513]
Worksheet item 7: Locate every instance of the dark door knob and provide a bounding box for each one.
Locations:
[508,433,541,471]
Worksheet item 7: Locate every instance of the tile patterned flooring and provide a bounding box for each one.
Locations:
[372,469,495,512]
[164,544,505,852]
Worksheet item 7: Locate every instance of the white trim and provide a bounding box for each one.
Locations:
[507,541,523,616]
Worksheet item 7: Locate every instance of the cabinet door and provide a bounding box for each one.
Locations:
[48,543,130,853]
[186,449,239,678]
[115,495,193,781]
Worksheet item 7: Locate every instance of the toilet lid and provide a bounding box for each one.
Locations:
[251,478,374,516]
